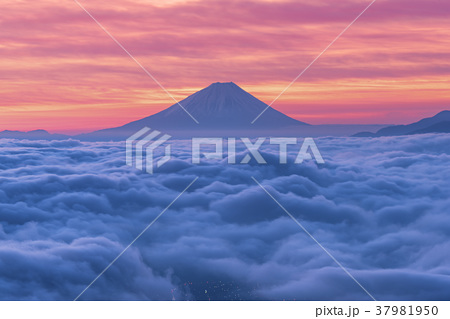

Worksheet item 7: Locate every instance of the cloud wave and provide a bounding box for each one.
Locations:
[0,134,450,300]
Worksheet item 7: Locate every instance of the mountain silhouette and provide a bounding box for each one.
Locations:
[0,129,70,140]
[79,82,308,140]
[353,110,450,137]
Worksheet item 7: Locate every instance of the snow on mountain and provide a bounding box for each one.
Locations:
[80,82,308,140]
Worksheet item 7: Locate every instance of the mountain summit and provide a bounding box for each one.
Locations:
[81,82,308,139]
[160,82,305,126]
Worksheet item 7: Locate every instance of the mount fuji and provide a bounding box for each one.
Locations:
[78,82,309,140]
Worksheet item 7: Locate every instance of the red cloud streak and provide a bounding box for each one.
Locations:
[1,0,449,133]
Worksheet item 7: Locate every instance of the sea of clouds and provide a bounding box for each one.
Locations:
[0,134,450,300]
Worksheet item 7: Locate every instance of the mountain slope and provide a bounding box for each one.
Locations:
[79,82,308,140]
[376,110,450,136]
[353,110,450,137]
[410,120,450,134]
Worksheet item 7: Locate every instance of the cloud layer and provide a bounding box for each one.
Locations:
[0,134,450,300]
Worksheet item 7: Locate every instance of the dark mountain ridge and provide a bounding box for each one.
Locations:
[353,110,450,137]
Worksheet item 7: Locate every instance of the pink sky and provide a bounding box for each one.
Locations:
[1,0,449,133]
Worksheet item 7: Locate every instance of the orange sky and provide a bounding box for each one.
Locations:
[1,0,449,133]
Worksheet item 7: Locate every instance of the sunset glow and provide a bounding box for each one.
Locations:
[1,0,449,133]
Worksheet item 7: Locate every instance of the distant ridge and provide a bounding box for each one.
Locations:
[353,111,450,137]
[0,83,396,141]
[0,129,70,140]
[77,82,309,140]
